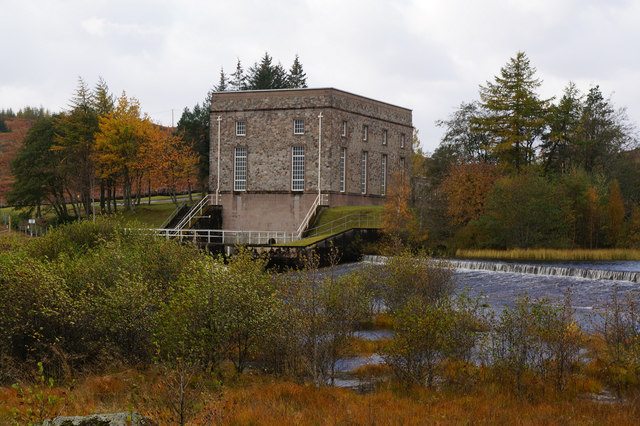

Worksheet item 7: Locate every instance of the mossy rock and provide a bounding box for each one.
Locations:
[43,412,157,426]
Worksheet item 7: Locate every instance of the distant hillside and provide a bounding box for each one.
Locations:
[0,117,34,204]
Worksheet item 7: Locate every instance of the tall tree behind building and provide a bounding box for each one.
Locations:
[246,52,288,90]
[287,54,308,88]
[475,52,549,172]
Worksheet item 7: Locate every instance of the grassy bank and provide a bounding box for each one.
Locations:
[1,369,637,425]
[279,206,383,247]
[0,193,202,229]
[456,248,640,261]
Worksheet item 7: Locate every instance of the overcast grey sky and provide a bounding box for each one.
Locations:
[1,0,639,152]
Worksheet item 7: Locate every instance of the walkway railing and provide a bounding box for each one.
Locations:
[148,228,299,245]
[304,212,381,238]
[169,194,213,237]
[159,201,187,229]
[296,193,329,237]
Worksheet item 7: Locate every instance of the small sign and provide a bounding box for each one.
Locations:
[28,219,36,224]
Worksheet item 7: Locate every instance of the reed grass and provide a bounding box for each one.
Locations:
[2,370,638,425]
[456,248,640,261]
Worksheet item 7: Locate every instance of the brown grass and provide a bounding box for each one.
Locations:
[456,248,640,261]
[2,370,639,425]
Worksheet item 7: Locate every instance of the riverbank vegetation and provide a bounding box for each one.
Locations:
[456,248,640,261]
[1,220,639,424]
[412,52,640,255]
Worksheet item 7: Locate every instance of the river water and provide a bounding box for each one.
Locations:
[357,256,640,323]
[328,258,640,385]
[451,259,640,321]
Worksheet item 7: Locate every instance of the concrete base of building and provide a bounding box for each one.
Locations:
[215,191,383,233]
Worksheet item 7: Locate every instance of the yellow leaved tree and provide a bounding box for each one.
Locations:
[382,171,427,250]
[94,92,154,212]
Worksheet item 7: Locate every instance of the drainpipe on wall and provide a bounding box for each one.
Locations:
[216,116,221,205]
[318,112,323,199]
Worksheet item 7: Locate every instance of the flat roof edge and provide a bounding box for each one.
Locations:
[210,87,413,113]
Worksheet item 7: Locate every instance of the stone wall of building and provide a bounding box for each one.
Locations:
[209,88,412,232]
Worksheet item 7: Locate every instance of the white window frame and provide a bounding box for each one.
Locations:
[361,151,367,194]
[236,121,246,136]
[342,121,347,137]
[292,146,305,191]
[294,119,304,135]
[363,125,368,141]
[401,133,405,149]
[234,147,247,191]
[382,129,387,145]
[381,154,387,196]
[340,147,346,192]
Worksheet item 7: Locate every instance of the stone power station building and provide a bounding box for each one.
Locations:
[209,88,413,235]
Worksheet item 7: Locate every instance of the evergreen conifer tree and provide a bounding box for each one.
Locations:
[475,52,550,172]
[287,54,307,88]
[229,59,246,91]
[215,67,228,91]
[0,117,9,132]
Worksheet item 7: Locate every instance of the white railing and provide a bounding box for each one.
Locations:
[147,228,299,245]
[296,193,329,237]
[170,194,213,236]
[159,201,187,229]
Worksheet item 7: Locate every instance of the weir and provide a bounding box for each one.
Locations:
[451,260,640,283]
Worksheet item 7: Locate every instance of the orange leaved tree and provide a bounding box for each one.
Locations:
[94,92,154,212]
[382,171,426,249]
[142,128,198,205]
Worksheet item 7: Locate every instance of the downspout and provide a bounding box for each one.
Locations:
[318,112,323,199]
[216,115,221,205]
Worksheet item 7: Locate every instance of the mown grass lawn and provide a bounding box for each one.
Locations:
[1,194,202,229]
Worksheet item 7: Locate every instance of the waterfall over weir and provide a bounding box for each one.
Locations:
[451,260,640,283]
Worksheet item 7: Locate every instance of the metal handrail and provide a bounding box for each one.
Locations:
[170,194,212,235]
[159,201,187,229]
[304,212,381,238]
[144,228,300,245]
[296,193,328,237]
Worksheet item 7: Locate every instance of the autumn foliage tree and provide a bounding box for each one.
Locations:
[94,92,154,212]
[606,179,625,247]
[143,128,198,205]
[440,161,501,227]
[382,171,426,248]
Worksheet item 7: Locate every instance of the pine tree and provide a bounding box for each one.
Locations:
[54,77,99,219]
[541,82,582,174]
[287,54,307,88]
[91,77,115,213]
[229,59,246,91]
[476,52,550,172]
[0,117,9,133]
[246,52,288,90]
[68,76,94,113]
[578,86,631,172]
[176,103,210,193]
[7,115,71,220]
[92,76,115,117]
[215,67,228,91]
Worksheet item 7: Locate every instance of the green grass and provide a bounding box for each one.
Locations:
[312,205,383,229]
[276,205,383,247]
[456,248,640,261]
[1,194,202,229]
[116,203,182,228]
